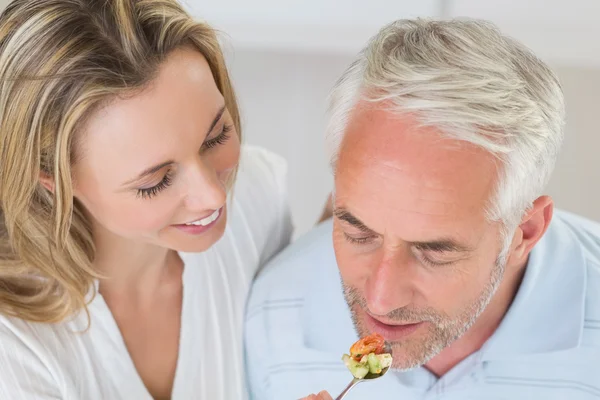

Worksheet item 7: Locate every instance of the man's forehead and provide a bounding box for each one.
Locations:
[334,106,498,237]
[338,107,497,190]
[344,107,479,158]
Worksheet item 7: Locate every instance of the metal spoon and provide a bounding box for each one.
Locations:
[335,343,392,400]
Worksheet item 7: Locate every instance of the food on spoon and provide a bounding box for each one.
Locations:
[342,333,392,379]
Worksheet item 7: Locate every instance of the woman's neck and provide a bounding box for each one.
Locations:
[92,223,181,301]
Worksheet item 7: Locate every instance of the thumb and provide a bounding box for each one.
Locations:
[317,391,333,400]
[299,391,333,400]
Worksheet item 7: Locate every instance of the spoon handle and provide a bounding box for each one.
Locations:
[335,378,361,400]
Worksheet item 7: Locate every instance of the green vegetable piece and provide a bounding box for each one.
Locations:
[367,352,382,374]
[342,353,369,379]
[377,353,393,369]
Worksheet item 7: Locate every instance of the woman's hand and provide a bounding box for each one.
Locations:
[299,390,333,400]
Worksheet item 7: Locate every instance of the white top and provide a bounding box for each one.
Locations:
[246,211,600,399]
[0,145,293,400]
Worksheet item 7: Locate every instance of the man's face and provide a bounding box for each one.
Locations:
[333,103,506,370]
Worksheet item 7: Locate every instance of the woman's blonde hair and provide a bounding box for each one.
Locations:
[0,0,241,323]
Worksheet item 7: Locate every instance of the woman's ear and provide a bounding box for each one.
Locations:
[39,172,55,193]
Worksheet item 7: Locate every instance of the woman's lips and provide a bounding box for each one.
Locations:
[172,207,223,235]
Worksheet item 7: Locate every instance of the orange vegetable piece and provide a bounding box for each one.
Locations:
[349,333,386,361]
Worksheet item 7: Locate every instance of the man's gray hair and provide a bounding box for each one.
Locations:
[326,18,565,250]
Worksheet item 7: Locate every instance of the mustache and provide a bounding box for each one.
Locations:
[342,284,447,325]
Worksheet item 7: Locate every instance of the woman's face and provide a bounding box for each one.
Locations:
[71,47,240,253]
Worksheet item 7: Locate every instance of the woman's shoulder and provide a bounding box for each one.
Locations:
[0,312,62,349]
[231,144,290,218]
[0,303,134,398]
[235,145,288,199]
[0,312,81,395]
[0,308,90,359]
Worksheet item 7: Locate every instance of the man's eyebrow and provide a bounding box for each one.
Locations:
[334,208,473,252]
[411,240,473,253]
[334,209,373,233]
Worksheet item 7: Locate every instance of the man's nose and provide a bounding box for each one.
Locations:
[364,249,418,317]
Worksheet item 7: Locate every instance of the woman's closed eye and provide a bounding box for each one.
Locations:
[136,170,173,199]
[135,123,234,200]
[203,123,232,150]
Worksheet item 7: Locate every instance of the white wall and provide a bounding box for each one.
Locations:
[546,66,600,221]
[226,49,346,235]
[181,0,438,26]
[181,0,439,53]
[189,0,600,67]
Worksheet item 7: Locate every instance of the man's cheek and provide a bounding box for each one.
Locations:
[338,260,368,291]
[336,262,353,285]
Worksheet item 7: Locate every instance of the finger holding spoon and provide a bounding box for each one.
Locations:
[299,390,333,400]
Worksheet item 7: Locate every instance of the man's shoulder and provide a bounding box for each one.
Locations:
[246,219,341,338]
[251,220,336,295]
[246,217,353,342]
[245,220,359,399]
[554,210,600,264]
[554,211,600,345]
[582,240,600,345]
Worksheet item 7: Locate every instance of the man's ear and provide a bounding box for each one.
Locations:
[509,196,554,262]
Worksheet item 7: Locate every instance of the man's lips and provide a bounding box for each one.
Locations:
[363,312,424,341]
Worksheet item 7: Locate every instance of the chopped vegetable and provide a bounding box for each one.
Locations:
[349,333,386,361]
[342,354,369,379]
[366,353,382,374]
[342,333,392,379]
[377,353,393,369]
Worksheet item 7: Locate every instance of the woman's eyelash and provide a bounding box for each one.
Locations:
[136,125,232,200]
[137,171,173,199]
[203,124,233,149]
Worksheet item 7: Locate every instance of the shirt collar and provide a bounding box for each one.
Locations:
[480,213,587,360]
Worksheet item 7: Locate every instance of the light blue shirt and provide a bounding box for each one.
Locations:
[245,210,600,399]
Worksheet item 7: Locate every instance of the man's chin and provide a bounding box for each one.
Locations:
[387,340,443,370]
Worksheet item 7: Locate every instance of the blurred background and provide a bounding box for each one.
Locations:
[184,0,599,236]
[1,0,597,236]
